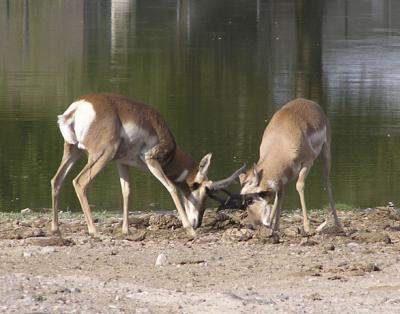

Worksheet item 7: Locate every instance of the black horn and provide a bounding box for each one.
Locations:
[209,164,247,191]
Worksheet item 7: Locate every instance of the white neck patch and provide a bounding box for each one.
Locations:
[175,169,189,182]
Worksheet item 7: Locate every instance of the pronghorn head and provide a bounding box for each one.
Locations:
[239,164,277,227]
[184,153,246,229]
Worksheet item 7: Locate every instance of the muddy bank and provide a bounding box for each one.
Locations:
[1,206,400,313]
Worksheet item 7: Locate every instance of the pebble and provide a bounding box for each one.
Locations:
[325,244,335,251]
[21,208,32,215]
[278,293,290,301]
[347,242,359,247]
[23,251,33,258]
[155,253,168,266]
[222,228,254,242]
[136,308,151,314]
[41,247,56,254]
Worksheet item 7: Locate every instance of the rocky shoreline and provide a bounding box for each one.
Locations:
[0,207,400,313]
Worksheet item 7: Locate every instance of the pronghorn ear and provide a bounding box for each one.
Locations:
[196,153,212,182]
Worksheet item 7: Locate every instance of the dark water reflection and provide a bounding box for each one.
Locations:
[0,0,399,212]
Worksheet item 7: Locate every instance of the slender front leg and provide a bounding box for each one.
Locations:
[296,165,312,234]
[144,157,196,236]
[117,163,131,234]
[272,190,284,232]
[50,143,81,233]
[267,191,279,228]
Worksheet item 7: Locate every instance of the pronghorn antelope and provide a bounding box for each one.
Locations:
[239,98,341,233]
[51,93,245,236]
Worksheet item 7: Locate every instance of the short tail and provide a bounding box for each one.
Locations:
[57,110,77,145]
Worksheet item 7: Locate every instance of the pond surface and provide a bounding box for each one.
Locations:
[0,0,399,212]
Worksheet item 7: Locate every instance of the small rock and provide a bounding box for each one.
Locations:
[364,262,381,272]
[352,232,392,244]
[283,226,300,238]
[316,221,343,234]
[202,211,231,228]
[122,230,146,242]
[25,236,73,247]
[136,308,151,314]
[21,208,32,215]
[337,261,348,267]
[347,242,359,248]
[328,275,347,281]
[155,253,168,266]
[222,228,254,242]
[325,244,335,251]
[186,282,194,288]
[308,292,323,301]
[254,226,273,240]
[23,251,33,258]
[299,238,318,246]
[41,246,56,254]
[383,235,392,244]
[278,293,290,301]
[149,214,181,229]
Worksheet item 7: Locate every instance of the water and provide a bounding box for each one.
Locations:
[0,0,399,213]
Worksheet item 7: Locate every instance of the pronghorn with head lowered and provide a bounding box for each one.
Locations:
[51,93,245,236]
[239,98,342,233]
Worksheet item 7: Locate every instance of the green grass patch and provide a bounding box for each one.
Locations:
[323,202,356,212]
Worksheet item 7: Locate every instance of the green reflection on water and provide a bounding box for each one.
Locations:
[0,0,399,212]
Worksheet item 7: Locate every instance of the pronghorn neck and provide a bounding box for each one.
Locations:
[257,161,285,189]
[163,146,197,192]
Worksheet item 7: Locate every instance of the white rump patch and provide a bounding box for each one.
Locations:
[58,114,77,145]
[73,100,96,144]
[57,100,96,149]
[175,169,189,182]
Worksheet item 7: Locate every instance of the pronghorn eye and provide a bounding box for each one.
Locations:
[248,199,254,205]
[191,182,201,191]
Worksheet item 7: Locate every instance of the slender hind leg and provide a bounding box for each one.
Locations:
[73,147,116,234]
[296,164,313,234]
[117,163,131,234]
[320,142,342,228]
[51,143,81,233]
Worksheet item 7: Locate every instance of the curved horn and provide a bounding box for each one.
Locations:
[209,163,247,191]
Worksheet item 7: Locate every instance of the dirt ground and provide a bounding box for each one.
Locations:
[1,206,400,314]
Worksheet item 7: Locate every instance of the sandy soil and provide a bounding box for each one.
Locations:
[1,206,400,313]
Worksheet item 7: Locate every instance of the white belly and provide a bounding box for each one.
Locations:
[116,122,158,169]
